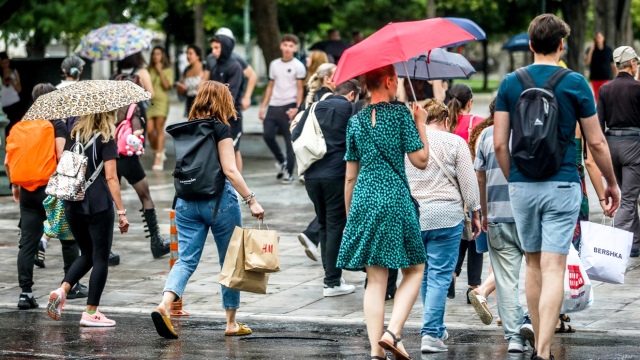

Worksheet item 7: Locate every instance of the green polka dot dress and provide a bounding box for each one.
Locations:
[337,102,427,271]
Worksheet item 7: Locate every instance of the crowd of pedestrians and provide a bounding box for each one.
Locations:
[3,12,638,360]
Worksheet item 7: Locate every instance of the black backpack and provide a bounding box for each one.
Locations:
[511,67,571,179]
[166,118,225,201]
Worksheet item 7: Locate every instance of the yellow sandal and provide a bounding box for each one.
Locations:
[225,322,252,336]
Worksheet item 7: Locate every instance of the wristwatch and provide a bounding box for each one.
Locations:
[117,209,127,216]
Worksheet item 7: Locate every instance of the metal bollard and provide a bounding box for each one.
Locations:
[169,210,189,316]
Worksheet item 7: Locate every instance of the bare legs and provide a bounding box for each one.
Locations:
[147,116,167,170]
[157,291,239,332]
[365,264,424,357]
[525,251,566,360]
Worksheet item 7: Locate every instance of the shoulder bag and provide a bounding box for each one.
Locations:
[429,145,474,240]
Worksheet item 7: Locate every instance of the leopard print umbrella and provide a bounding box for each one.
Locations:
[23,80,151,120]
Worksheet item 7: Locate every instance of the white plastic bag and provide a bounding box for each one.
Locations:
[561,246,593,313]
[579,220,632,284]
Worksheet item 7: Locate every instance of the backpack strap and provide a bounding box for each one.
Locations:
[125,103,137,121]
[543,68,572,91]
[515,68,536,90]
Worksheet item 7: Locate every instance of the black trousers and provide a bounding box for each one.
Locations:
[17,186,47,293]
[263,103,296,174]
[608,136,640,251]
[303,217,321,247]
[60,240,80,274]
[455,240,483,286]
[63,209,114,306]
[305,179,346,287]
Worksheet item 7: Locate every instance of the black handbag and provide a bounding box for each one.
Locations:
[166,118,226,201]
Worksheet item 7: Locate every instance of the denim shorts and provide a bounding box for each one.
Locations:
[508,181,581,255]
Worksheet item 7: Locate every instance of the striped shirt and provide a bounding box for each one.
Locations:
[474,126,515,223]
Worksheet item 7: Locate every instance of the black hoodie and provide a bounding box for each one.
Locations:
[210,35,244,114]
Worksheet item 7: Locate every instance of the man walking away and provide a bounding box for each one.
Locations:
[585,31,616,101]
[473,124,528,353]
[259,34,306,184]
[291,79,360,296]
[494,14,619,360]
[597,45,640,258]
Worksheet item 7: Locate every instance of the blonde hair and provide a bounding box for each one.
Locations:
[71,111,116,143]
[305,50,329,83]
[189,81,237,125]
[305,63,336,105]
[424,98,449,125]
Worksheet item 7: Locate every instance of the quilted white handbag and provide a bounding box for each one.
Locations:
[45,134,104,201]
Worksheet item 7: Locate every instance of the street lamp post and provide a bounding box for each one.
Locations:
[244,0,251,63]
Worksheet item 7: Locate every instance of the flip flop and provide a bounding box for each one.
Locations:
[151,311,178,339]
[467,289,493,325]
[378,330,411,360]
[555,321,576,334]
[225,322,252,336]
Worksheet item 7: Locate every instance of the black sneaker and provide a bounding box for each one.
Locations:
[520,314,535,350]
[34,242,46,268]
[281,171,294,184]
[17,293,39,309]
[67,283,88,299]
[275,162,287,179]
[108,251,120,266]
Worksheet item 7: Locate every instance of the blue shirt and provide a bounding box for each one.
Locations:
[496,64,595,183]
[474,126,514,223]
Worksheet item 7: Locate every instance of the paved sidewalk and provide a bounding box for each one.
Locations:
[0,157,638,337]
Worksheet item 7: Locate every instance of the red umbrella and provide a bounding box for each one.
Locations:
[332,18,476,86]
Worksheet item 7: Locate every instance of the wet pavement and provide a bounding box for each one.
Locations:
[1,310,639,359]
[1,100,640,358]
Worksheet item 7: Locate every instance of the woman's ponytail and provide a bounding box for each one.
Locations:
[447,84,473,132]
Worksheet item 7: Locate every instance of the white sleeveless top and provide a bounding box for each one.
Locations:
[1,70,20,107]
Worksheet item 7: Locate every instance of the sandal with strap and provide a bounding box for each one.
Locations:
[555,321,576,334]
[225,322,252,336]
[559,314,571,322]
[378,330,411,360]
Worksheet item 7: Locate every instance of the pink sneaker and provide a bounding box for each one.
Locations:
[80,311,116,327]
[46,288,66,321]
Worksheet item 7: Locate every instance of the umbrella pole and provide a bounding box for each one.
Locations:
[402,61,418,103]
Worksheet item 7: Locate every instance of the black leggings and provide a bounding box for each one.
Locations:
[455,240,483,286]
[63,209,114,306]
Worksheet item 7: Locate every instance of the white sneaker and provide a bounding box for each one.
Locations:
[421,334,448,353]
[440,330,449,341]
[297,233,318,261]
[323,282,355,297]
[508,340,525,353]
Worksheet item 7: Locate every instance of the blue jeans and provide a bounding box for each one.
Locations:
[163,181,242,310]
[509,181,581,255]
[487,222,525,344]
[420,221,463,338]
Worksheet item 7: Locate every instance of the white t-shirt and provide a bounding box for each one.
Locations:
[268,58,306,107]
[1,70,20,107]
[56,80,77,89]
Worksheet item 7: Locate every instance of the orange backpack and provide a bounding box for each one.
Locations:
[6,120,57,191]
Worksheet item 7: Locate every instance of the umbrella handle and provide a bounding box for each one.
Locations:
[402,61,418,103]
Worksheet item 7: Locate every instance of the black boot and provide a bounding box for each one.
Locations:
[143,208,170,259]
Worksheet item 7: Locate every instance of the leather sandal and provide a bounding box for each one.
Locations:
[555,321,576,334]
[559,314,571,322]
[225,322,252,336]
[378,329,411,360]
[151,311,178,339]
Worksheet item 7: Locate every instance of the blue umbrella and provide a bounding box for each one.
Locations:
[444,17,486,47]
[394,48,476,81]
[503,32,531,52]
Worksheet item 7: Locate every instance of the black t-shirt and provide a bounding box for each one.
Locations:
[590,45,614,81]
[210,118,232,142]
[51,119,69,141]
[64,134,119,215]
